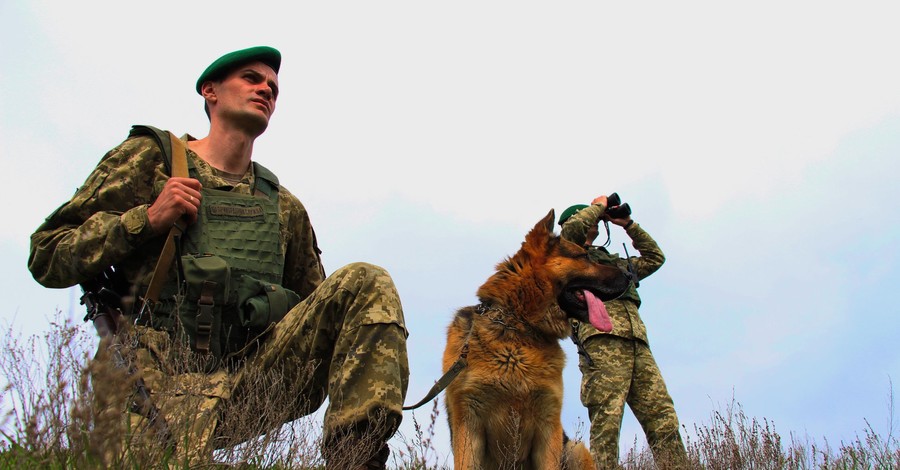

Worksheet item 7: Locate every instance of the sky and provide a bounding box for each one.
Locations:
[2,0,899,464]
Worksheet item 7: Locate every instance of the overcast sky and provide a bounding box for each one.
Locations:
[2,0,899,464]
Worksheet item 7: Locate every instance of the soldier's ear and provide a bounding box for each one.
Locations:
[200,81,217,104]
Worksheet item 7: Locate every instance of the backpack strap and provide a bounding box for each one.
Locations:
[129,125,190,319]
[128,125,188,177]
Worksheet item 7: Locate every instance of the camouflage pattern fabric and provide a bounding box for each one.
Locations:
[242,261,409,449]
[29,132,408,465]
[578,336,686,469]
[561,205,665,345]
[28,133,325,299]
[561,204,686,468]
[125,262,408,464]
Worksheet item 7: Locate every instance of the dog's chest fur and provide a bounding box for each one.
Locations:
[446,306,566,405]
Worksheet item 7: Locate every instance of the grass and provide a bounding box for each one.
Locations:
[2,312,898,469]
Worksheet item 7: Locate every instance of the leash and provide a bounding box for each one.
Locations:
[403,306,488,411]
[402,343,468,411]
[402,302,527,411]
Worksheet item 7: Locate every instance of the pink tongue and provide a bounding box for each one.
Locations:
[584,289,613,332]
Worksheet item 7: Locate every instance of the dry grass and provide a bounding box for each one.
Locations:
[619,391,900,470]
[2,312,898,469]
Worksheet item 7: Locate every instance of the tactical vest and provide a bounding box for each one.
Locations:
[588,246,641,305]
[131,126,299,366]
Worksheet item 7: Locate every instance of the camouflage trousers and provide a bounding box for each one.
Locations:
[101,262,409,465]
[577,335,686,469]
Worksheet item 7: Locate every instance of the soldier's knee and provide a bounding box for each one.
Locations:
[340,261,388,275]
[331,262,405,330]
[334,262,395,290]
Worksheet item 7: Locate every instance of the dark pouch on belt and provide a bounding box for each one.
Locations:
[180,254,230,361]
[236,274,301,336]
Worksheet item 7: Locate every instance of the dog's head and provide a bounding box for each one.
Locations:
[478,209,630,333]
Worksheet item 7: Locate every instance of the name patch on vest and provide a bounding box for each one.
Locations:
[207,204,265,220]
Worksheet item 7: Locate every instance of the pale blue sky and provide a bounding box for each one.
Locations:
[2,0,899,464]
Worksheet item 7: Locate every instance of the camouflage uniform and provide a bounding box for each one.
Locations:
[29,133,409,465]
[561,204,686,469]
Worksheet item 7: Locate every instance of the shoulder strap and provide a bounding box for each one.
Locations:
[128,125,189,178]
[251,161,279,200]
[130,125,190,316]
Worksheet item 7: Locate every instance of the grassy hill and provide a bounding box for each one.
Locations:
[2,313,897,469]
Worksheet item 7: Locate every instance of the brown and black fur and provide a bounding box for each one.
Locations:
[443,209,630,469]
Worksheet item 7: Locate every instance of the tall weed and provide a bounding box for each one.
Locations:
[1,313,898,469]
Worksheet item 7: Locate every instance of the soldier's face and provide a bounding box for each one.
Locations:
[208,62,279,133]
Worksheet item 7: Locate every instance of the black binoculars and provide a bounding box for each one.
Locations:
[606,193,632,219]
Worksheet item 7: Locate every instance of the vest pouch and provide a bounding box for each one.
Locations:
[180,253,231,364]
[235,274,301,335]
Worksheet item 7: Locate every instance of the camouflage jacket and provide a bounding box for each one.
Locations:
[28,132,326,306]
[560,203,665,344]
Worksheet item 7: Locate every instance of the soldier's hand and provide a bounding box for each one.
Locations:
[591,195,608,207]
[608,214,633,227]
[148,177,202,233]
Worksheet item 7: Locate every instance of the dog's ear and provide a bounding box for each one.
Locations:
[541,209,555,233]
[524,210,556,250]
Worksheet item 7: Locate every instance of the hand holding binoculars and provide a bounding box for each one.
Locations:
[606,192,632,219]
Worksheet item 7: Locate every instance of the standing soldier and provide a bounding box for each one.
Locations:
[560,195,687,469]
[28,46,408,469]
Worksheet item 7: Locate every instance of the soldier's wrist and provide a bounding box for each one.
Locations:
[122,205,156,244]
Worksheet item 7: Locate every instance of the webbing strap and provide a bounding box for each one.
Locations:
[143,132,189,305]
[402,357,466,411]
[195,281,216,354]
[402,341,469,411]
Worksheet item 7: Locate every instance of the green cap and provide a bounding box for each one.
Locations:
[196,46,281,94]
[558,204,588,226]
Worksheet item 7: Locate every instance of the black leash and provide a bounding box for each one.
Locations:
[402,345,468,411]
[402,311,479,411]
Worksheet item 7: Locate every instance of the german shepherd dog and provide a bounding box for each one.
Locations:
[442,209,630,469]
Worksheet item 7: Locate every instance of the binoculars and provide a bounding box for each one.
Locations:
[606,193,632,219]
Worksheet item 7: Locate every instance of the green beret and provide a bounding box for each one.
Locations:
[196,46,281,94]
[558,204,589,226]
